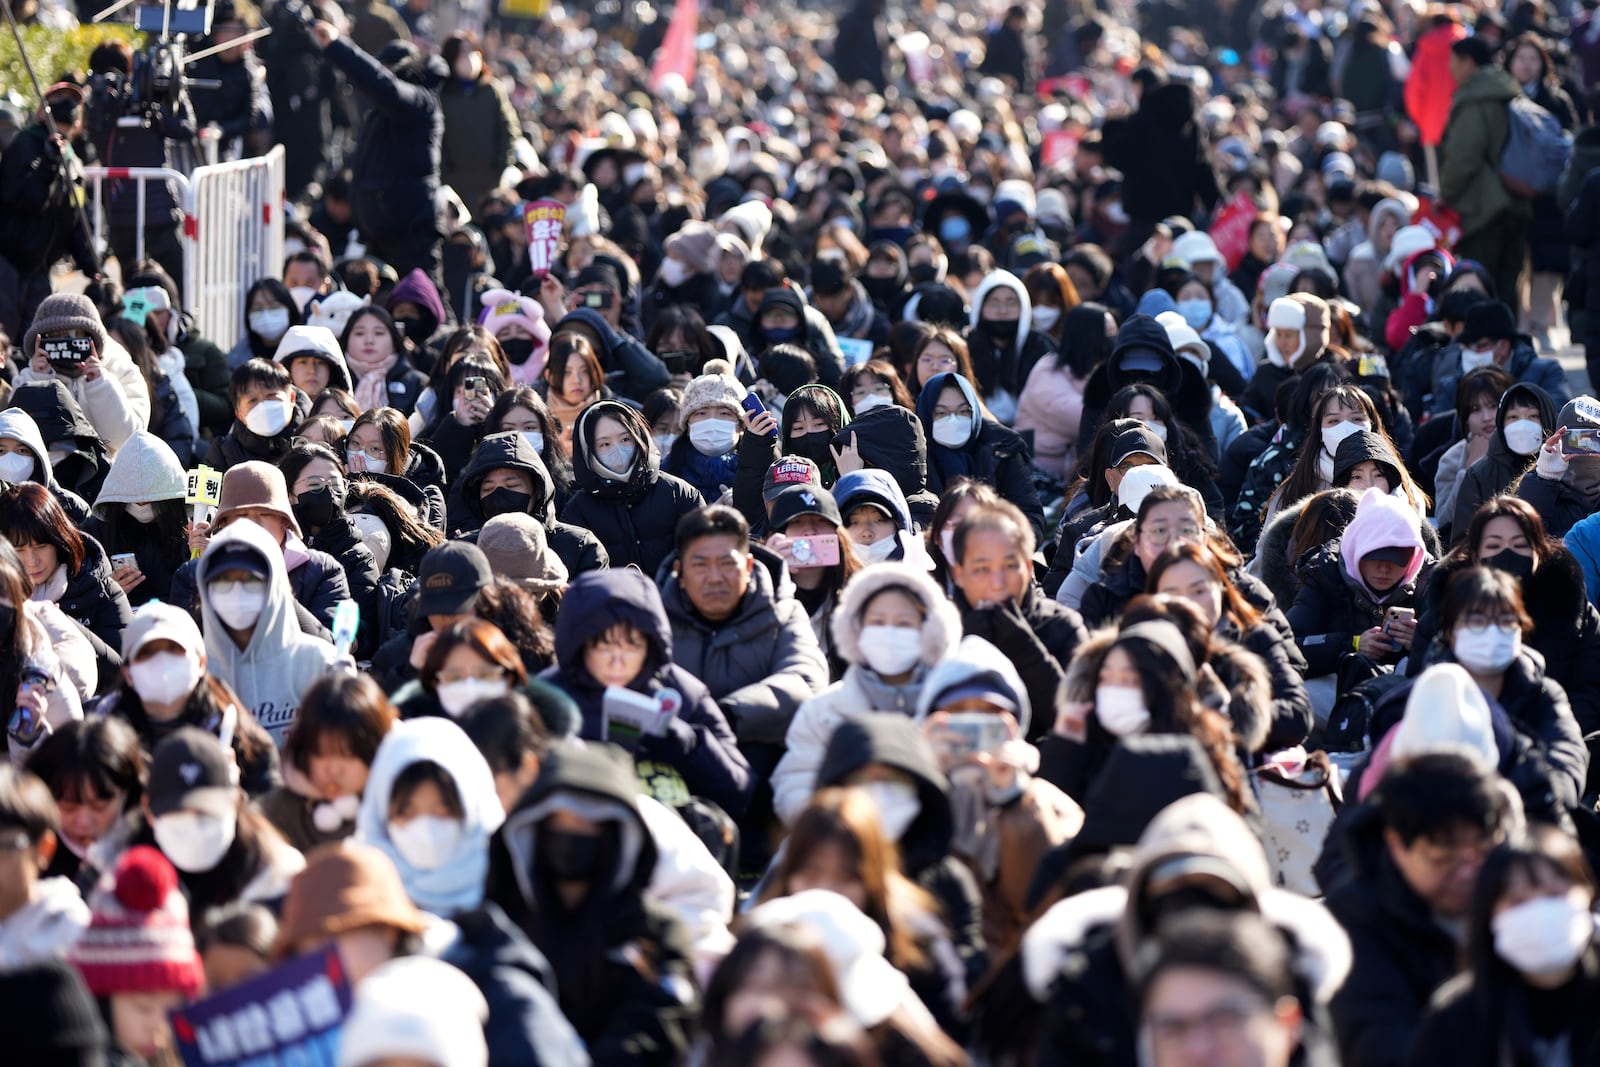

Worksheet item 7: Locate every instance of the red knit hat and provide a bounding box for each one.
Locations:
[69,846,204,998]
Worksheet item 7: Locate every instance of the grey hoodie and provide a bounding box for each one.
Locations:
[198,518,340,745]
[0,408,91,520]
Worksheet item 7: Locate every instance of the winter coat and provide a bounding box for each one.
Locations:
[122,809,305,918]
[303,512,380,653]
[13,600,96,750]
[1408,950,1600,1067]
[965,272,1056,422]
[14,336,150,454]
[1439,66,1528,238]
[46,534,133,691]
[1015,354,1088,478]
[662,437,738,505]
[830,405,940,529]
[91,685,279,800]
[0,877,88,968]
[203,413,304,472]
[1431,341,1568,420]
[915,372,1045,540]
[561,403,704,576]
[658,548,829,747]
[0,406,91,523]
[1099,83,1223,225]
[953,583,1087,742]
[1021,794,1350,1067]
[1325,802,1467,1067]
[0,123,99,280]
[543,569,752,818]
[439,76,520,217]
[1077,315,1217,466]
[1286,542,1430,679]
[1218,613,1314,753]
[772,563,962,824]
[1514,461,1600,539]
[453,430,608,575]
[172,536,351,642]
[1231,425,1304,556]
[197,520,340,745]
[1451,385,1555,541]
[485,744,697,1066]
[8,380,112,505]
[1568,167,1600,357]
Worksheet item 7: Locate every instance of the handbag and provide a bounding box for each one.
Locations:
[1254,751,1344,896]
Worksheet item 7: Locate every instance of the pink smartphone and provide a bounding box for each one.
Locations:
[788,535,840,569]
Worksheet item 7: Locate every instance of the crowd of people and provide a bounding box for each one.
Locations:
[8,0,1600,1066]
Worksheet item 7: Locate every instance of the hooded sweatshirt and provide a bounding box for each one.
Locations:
[452,430,608,575]
[354,716,506,917]
[914,371,1045,538]
[772,562,962,824]
[272,324,354,392]
[1339,487,1427,598]
[198,518,340,744]
[386,268,449,341]
[91,430,186,505]
[967,270,1036,422]
[0,407,92,521]
[1452,382,1556,540]
[1332,430,1407,498]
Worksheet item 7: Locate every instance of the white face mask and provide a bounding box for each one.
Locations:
[595,442,637,480]
[1032,307,1061,332]
[1503,418,1545,456]
[1460,345,1498,374]
[128,651,202,706]
[518,430,545,455]
[126,501,157,523]
[850,535,898,566]
[1454,625,1521,674]
[853,392,893,415]
[1144,420,1168,443]
[347,448,388,475]
[939,527,956,562]
[1321,418,1366,458]
[244,398,295,437]
[388,814,462,871]
[861,780,921,841]
[209,583,268,631]
[658,258,693,288]
[153,811,236,873]
[1096,685,1151,737]
[857,624,923,676]
[653,433,677,455]
[932,414,972,449]
[287,286,317,312]
[312,792,362,834]
[0,452,34,483]
[688,417,740,456]
[436,677,509,717]
[248,308,290,342]
[1492,892,1595,979]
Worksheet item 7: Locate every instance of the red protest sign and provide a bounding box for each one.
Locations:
[1209,190,1257,271]
[524,199,567,279]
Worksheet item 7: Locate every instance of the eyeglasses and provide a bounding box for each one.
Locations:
[1141,523,1202,546]
[934,407,974,420]
[1461,615,1520,634]
[851,382,892,402]
[1414,830,1503,871]
[349,443,388,461]
[918,352,958,370]
[436,666,507,685]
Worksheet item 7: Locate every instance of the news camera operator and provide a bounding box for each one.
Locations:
[188,1,274,163]
[0,82,102,343]
[85,39,197,295]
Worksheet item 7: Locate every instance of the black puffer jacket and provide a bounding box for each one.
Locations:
[561,402,705,576]
[8,380,111,508]
[916,371,1045,540]
[453,430,608,576]
[1286,542,1433,677]
[830,405,940,529]
[1076,315,1216,464]
[1450,383,1554,542]
[953,584,1088,742]
[1099,82,1222,225]
[302,511,380,655]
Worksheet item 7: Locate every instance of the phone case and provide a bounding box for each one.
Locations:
[788,535,840,568]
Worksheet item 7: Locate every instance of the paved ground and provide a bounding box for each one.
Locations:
[1559,344,1594,398]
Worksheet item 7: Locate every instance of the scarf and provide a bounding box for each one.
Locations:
[349,352,399,413]
[31,565,69,605]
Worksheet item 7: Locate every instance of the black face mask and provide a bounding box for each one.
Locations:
[500,337,537,366]
[48,101,80,126]
[861,275,903,304]
[907,263,939,285]
[791,429,835,467]
[980,317,1019,344]
[1483,547,1535,580]
[394,316,429,345]
[292,485,343,530]
[541,828,602,881]
[481,486,532,519]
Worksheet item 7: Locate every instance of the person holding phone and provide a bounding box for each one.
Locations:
[1518,397,1600,536]
[915,370,1045,542]
[764,484,860,677]
[663,362,766,504]
[18,293,151,455]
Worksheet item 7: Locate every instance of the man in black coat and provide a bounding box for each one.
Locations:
[1099,82,1222,253]
[188,6,274,162]
[979,6,1032,92]
[312,19,444,288]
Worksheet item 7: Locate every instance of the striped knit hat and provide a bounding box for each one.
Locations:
[69,846,204,998]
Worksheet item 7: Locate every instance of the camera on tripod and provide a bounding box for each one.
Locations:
[93,0,218,123]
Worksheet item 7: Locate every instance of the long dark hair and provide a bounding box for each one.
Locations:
[1104,383,1216,479]
[644,304,721,377]
[703,926,841,1048]
[0,542,31,719]
[88,497,188,571]
[1455,496,1559,571]
[1270,384,1386,513]
[487,386,575,499]
[1053,302,1114,378]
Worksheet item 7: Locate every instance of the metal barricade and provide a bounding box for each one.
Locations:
[82,144,284,351]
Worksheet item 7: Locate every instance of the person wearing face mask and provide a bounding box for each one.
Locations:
[437,31,518,221]
[204,359,306,471]
[353,715,504,918]
[544,569,752,820]
[19,293,151,456]
[562,402,705,575]
[384,269,452,361]
[965,269,1055,425]
[645,221,723,332]
[1259,384,1389,535]
[0,405,95,530]
[96,603,280,801]
[485,743,699,1065]
[915,371,1045,541]
[1075,314,1217,476]
[86,433,190,601]
[1410,828,1600,1067]
[833,469,929,571]
[733,384,850,532]
[0,540,94,769]
[1239,294,1334,434]
[1451,383,1554,544]
[279,443,382,652]
[228,279,303,369]
[751,285,847,389]
[1519,397,1600,538]
[130,728,304,919]
[450,430,607,576]
[662,362,750,504]
[478,290,552,387]
[1431,300,1570,419]
[196,519,341,745]
[772,563,961,825]
[259,674,397,854]
[392,618,527,722]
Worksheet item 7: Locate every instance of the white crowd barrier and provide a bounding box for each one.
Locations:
[84,143,285,350]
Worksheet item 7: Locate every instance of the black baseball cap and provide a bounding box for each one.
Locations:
[1458,301,1517,347]
[416,541,492,616]
[1363,546,1414,566]
[1109,424,1168,467]
[769,484,842,530]
[148,728,235,818]
[203,542,271,581]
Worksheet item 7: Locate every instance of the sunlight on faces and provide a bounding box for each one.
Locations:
[499,405,542,434]
[346,316,395,363]
[981,287,1021,321]
[1477,516,1533,562]
[1135,500,1203,572]
[1098,645,1142,690]
[592,415,631,454]
[112,991,185,1060]
[287,356,330,396]
[951,527,1029,608]
[1343,461,1390,494]
[584,622,649,687]
[1154,559,1225,629]
[235,382,294,425]
[680,533,753,622]
[291,458,343,502]
[1384,822,1503,918]
[916,342,959,387]
[12,540,57,586]
[1142,968,1302,1067]
[845,505,895,546]
[785,839,867,910]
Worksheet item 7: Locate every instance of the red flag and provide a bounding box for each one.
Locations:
[1209,190,1257,271]
[650,0,699,94]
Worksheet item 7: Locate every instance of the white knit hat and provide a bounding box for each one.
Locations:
[679,359,748,423]
[338,957,488,1067]
[1392,664,1499,766]
[1384,224,1437,274]
[94,430,186,505]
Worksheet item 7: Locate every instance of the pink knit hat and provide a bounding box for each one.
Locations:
[69,846,204,998]
[478,289,551,347]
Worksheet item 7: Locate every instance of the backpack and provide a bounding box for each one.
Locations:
[1500,94,1572,199]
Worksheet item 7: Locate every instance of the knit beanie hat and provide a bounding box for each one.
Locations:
[69,846,203,998]
[477,289,550,348]
[215,460,302,538]
[664,220,720,275]
[478,514,569,596]
[680,359,747,422]
[93,430,187,506]
[0,961,110,1066]
[1392,664,1503,767]
[23,293,107,359]
[273,842,428,961]
[337,957,488,1067]
[720,199,773,251]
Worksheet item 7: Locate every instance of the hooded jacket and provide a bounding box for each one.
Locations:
[1021,794,1350,1067]
[8,381,112,504]
[966,271,1054,422]
[1439,65,1527,237]
[553,307,671,402]
[772,563,962,824]
[658,547,829,747]
[354,716,506,917]
[1332,430,1405,493]
[830,406,940,528]
[454,430,608,576]
[484,743,696,1065]
[1344,198,1413,314]
[1078,314,1215,463]
[14,335,149,454]
[0,876,89,968]
[198,519,340,744]
[1431,337,1570,420]
[1450,383,1555,542]
[915,372,1045,540]
[45,531,133,692]
[0,407,91,522]
[561,402,704,576]
[1100,82,1223,223]
[272,324,353,391]
[749,285,846,388]
[543,570,751,817]
[1287,489,1431,676]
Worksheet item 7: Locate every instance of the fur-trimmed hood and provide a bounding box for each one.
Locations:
[830,562,961,670]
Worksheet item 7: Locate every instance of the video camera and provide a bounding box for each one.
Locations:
[91,0,218,123]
